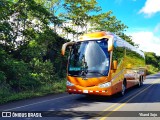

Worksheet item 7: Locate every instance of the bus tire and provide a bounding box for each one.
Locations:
[120,79,126,96]
[140,76,143,86]
[137,76,143,87]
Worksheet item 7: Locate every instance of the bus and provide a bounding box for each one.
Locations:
[61,31,146,96]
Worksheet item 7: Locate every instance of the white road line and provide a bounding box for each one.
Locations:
[4,94,72,111]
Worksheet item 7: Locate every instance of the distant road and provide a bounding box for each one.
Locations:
[0,73,160,120]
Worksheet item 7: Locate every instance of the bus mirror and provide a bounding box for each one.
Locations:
[113,60,118,70]
[61,42,74,56]
[108,38,113,52]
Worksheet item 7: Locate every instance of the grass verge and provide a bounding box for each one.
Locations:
[0,79,66,104]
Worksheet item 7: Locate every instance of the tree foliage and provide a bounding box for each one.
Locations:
[90,11,127,33]
[0,0,67,94]
[143,52,160,74]
[145,52,160,69]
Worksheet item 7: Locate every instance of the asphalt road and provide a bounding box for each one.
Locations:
[0,73,160,120]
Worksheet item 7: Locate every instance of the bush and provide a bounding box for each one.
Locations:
[146,65,159,75]
[0,71,6,83]
[29,58,56,83]
[0,50,41,91]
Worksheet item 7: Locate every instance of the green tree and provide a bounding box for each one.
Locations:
[0,0,67,93]
[61,0,101,40]
[145,52,160,74]
[89,11,128,33]
[145,52,160,68]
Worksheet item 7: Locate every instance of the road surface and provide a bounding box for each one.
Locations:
[0,73,160,120]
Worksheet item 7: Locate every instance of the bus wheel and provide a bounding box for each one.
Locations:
[138,77,141,87]
[140,76,143,86]
[121,80,126,96]
[137,76,143,87]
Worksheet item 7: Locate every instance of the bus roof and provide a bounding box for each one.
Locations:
[79,31,110,41]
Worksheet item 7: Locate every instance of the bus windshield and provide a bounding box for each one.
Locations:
[68,39,110,77]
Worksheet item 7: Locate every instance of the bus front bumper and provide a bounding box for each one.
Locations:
[66,85,112,96]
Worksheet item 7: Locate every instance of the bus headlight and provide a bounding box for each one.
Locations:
[66,81,74,86]
[99,82,111,88]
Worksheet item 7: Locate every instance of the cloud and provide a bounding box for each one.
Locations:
[139,0,160,17]
[154,23,160,33]
[128,31,160,56]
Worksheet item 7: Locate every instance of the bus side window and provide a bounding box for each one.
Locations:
[113,47,124,65]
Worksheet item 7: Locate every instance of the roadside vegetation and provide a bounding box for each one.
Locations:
[145,52,160,74]
[0,0,159,104]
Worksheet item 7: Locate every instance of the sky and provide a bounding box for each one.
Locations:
[97,0,160,56]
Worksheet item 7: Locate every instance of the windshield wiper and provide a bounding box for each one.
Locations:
[87,71,105,76]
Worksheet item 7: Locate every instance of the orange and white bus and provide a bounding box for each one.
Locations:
[61,31,146,96]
